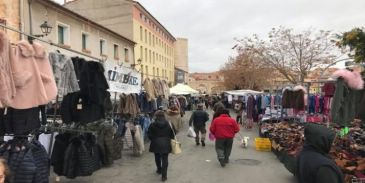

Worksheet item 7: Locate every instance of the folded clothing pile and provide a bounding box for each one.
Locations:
[261,120,365,182]
[330,123,365,182]
[261,122,304,156]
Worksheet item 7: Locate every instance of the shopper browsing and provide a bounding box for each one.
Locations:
[210,109,240,167]
[296,123,344,183]
[189,104,210,146]
[148,111,176,182]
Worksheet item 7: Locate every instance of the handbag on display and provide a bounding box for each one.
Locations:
[169,122,182,155]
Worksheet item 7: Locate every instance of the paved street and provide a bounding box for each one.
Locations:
[53,110,297,183]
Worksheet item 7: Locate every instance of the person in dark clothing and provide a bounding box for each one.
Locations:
[189,104,210,146]
[148,111,175,182]
[213,99,225,112]
[213,106,226,120]
[210,109,240,167]
[296,123,344,183]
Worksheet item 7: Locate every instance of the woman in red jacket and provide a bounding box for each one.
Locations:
[210,109,240,167]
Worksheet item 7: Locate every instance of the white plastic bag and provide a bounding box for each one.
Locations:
[187,127,196,138]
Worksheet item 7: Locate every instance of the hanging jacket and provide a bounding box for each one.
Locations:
[63,136,94,179]
[143,78,157,101]
[210,114,240,139]
[148,118,174,154]
[8,41,57,109]
[3,106,45,135]
[49,52,80,96]
[331,70,364,126]
[97,124,115,166]
[51,133,72,176]
[296,123,344,183]
[0,30,15,106]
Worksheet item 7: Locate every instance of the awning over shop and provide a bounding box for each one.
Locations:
[223,89,263,96]
[170,84,199,95]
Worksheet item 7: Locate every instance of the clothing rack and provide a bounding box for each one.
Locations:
[40,125,96,134]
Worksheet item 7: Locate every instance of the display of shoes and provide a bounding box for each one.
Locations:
[261,120,365,181]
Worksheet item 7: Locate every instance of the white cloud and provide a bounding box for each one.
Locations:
[56,0,365,72]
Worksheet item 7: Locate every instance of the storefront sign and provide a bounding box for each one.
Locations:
[104,61,142,94]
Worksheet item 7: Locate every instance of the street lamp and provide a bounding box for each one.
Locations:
[131,58,142,69]
[39,21,52,36]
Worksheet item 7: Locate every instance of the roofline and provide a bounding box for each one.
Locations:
[174,67,188,73]
[39,0,136,45]
[132,1,176,41]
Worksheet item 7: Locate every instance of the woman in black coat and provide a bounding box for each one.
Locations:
[148,110,175,182]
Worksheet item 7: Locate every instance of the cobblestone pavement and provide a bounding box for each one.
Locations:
[52,110,297,183]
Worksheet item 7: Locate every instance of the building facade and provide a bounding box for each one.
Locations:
[0,0,135,66]
[65,0,177,84]
[174,38,189,84]
[188,72,226,95]
[0,0,21,42]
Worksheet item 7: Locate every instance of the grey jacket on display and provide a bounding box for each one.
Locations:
[49,52,80,96]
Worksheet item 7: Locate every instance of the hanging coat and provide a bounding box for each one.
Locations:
[0,30,15,106]
[8,40,57,109]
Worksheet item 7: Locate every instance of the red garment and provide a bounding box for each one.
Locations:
[210,114,240,139]
[322,83,336,97]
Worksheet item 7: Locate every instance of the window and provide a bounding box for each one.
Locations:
[145,48,147,62]
[149,32,151,45]
[82,33,88,50]
[141,65,144,74]
[113,44,119,59]
[145,66,148,75]
[140,13,143,19]
[99,39,106,55]
[149,50,151,64]
[153,52,155,64]
[57,23,69,45]
[157,68,159,77]
[153,67,155,76]
[153,35,155,46]
[145,29,147,43]
[124,48,129,62]
[140,46,143,60]
[140,26,143,41]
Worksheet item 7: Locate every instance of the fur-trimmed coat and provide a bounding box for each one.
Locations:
[331,69,364,126]
[8,40,57,109]
[0,31,15,106]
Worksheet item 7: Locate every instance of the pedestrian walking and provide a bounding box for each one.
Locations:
[189,104,209,146]
[210,109,240,167]
[0,158,10,183]
[296,123,344,183]
[148,111,175,182]
[213,98,225,112]
[165,105,183,133]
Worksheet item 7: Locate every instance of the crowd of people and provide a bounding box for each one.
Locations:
[147,94,344,183]
[0,94,345,183]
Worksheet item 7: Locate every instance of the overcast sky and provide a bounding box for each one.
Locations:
[57,0,365,72]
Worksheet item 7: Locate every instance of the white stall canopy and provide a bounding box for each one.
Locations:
[170,84,199,95]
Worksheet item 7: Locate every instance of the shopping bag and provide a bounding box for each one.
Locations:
[208,132,215,141]
[187,127,196,138]
[168,122,182,155]
[171,139,182,154]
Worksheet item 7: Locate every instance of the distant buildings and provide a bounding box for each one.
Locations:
[188,72,226,95]
[174,38,189,84]
[65,0,188,85]
[0,0,135,66]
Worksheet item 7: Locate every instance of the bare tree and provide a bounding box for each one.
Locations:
[236,27,338,84]
[221,52,273,90]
